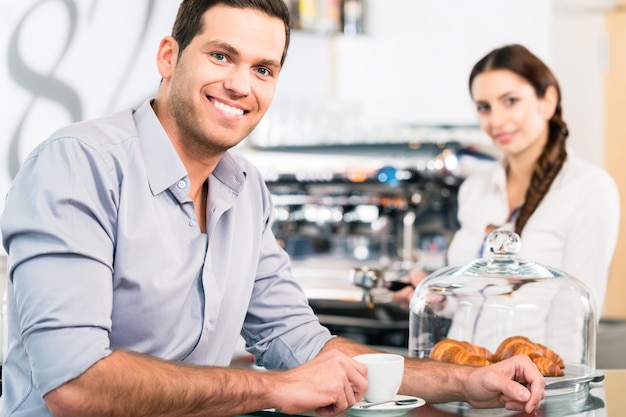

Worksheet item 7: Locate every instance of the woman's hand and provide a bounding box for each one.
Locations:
[391,269,428,311]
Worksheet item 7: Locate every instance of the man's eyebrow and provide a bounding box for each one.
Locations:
[204,40,281,70]
[258,58,282,70]
[204,40,238,56]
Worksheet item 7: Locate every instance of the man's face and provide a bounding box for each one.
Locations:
[163,5,286,153]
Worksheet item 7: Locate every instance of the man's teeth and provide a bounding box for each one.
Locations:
[212,100,244,116]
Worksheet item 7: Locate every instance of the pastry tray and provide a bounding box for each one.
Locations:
[544,364,603,396]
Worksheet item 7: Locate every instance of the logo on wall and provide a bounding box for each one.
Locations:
[2,0,178,207]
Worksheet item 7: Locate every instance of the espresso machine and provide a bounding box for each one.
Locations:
[243,139,497,347]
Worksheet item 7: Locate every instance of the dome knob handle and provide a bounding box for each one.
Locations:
[487,230,521,257]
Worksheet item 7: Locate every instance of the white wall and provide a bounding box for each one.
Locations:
[257,0,553,147]
[1,1,180,216]
[551,3,613,167]
[360,0,553,126]
[266,0,616,169]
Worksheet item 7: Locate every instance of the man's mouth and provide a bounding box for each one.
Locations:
[210,98,245,116]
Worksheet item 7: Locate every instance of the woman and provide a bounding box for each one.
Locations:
[395,44,620,317]
[450,44,619,315]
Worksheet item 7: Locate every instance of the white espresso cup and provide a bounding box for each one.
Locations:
[354,353,404,403]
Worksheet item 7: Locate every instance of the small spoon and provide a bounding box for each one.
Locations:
[358,398,418,409]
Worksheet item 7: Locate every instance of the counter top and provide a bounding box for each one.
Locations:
[239,369,626,417]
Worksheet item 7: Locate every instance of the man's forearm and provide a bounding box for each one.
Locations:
[323,336,470,404]
[44,350,279,417]
[400,357,472,404]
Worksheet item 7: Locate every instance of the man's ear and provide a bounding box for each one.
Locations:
[156,36,179,80]
[541,85,559,120]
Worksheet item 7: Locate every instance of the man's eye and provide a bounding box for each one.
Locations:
[256,67,271,77]
[211,52,227,62]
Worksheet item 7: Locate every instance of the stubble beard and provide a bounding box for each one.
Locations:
[169,90,235,156]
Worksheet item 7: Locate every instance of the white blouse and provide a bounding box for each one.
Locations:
[447,153,620,315]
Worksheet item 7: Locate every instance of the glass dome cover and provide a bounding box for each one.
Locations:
[409,230,596,391]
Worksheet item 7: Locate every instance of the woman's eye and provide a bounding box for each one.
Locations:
[476,103,489,113]
[504,97,518,106]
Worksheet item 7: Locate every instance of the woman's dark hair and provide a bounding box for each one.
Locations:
[171,0,291,66]
[469,44,569,235]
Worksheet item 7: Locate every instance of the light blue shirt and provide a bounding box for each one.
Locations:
[0,99,332,416]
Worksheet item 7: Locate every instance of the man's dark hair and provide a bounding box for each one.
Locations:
[171,0,291,66]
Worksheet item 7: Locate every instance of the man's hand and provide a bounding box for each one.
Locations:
[463,354,546,414]
[267,348,368,416]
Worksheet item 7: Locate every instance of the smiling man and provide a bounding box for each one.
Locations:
[0,1,545,417]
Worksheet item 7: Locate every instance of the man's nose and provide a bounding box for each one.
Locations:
[224,67,251,96]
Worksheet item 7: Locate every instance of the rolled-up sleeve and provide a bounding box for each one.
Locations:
[2,137,118,395]
[239,172,332,370]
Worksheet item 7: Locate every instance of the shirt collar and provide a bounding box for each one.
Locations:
[492,161,507,193]
[212,151,247,195]
[133,99,247,196]
[134,99,188,196]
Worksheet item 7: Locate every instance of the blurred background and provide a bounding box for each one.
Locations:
[1,1,625,355]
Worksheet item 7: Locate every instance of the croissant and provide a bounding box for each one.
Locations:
[431,337,565,377]
[430,339,493,367]
[494,336,540,362]
[494,336,565,377]
[535,343,565,368]
[529,354,564,377]
[457,340,495,361]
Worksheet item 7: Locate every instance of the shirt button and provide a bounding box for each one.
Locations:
[188,220,195,227]
[177,180,187,189]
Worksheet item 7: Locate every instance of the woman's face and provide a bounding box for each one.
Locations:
[471,69,555,159]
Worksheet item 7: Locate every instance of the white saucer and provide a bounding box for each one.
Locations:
[348,395,425,416]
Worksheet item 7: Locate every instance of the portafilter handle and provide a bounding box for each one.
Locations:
[349,267,382,306]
